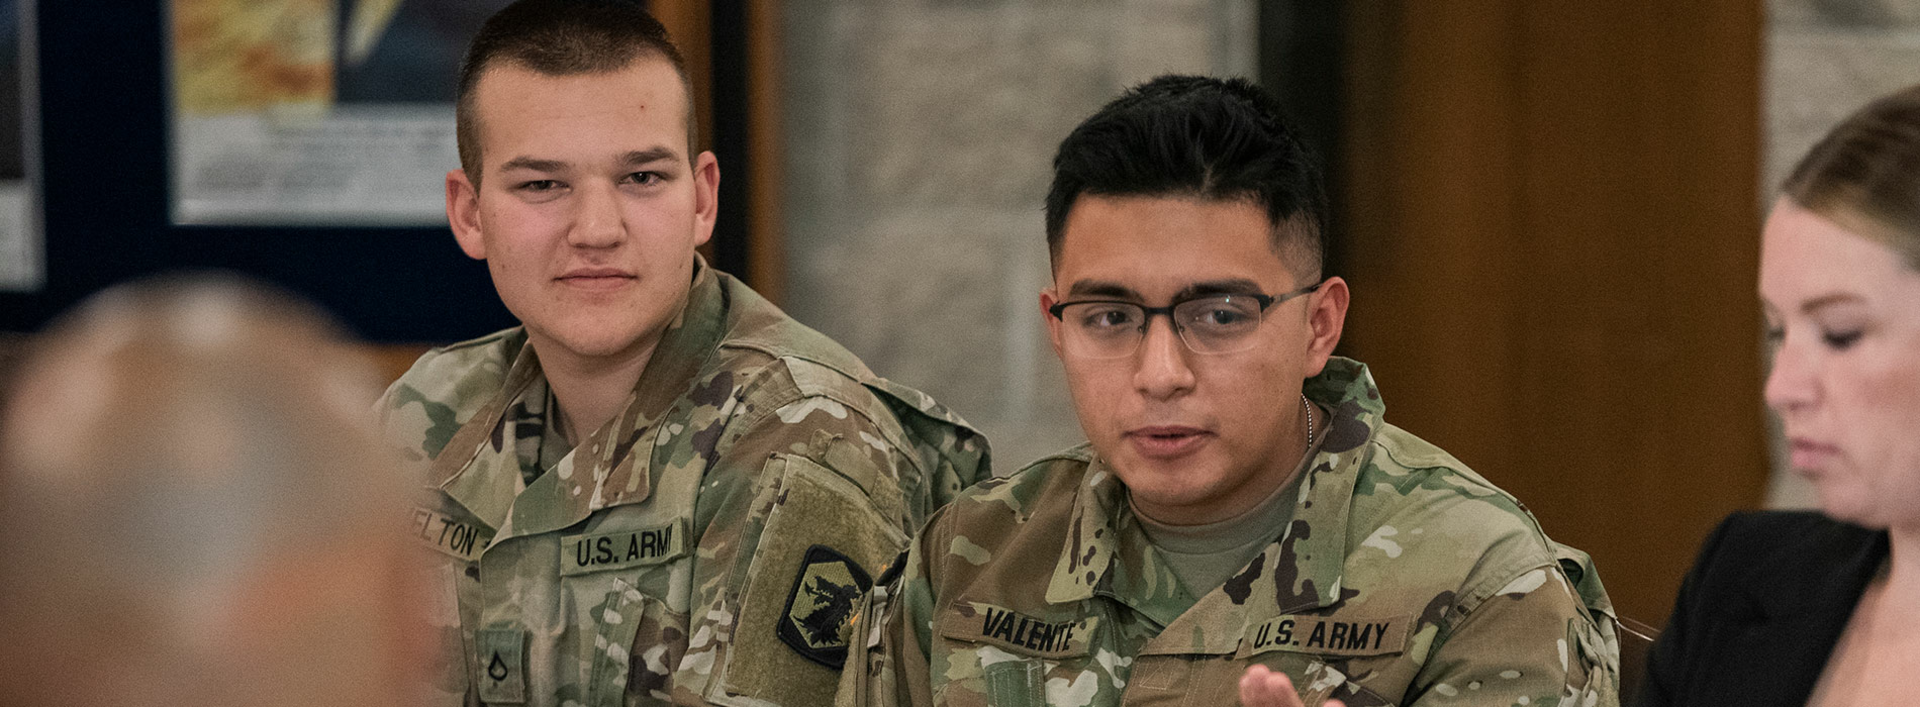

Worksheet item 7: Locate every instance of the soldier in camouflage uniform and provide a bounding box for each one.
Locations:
[838,76,1618,707]
[382,2,988,705]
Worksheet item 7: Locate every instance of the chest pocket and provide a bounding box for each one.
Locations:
[559,513,693,707]
[578,576,688,706]
[409,503,491,703]
[933,602,1100,707]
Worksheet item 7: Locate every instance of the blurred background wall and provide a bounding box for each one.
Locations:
[2,0,1916,629]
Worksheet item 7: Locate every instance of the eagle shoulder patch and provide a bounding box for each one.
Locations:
[776,544,873,668]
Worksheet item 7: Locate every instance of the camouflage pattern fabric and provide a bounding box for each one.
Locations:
[840,358,1618,707]
[381,259,989,707]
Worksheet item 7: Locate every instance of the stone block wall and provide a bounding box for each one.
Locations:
[780,0,1258,467]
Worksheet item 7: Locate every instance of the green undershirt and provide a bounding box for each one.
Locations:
[1133,406,1328,599]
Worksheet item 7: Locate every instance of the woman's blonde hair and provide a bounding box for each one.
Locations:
[1785,83,1920,268]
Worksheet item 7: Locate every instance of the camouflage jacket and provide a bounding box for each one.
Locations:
[840,358,1618,707]
[381,261,989,707]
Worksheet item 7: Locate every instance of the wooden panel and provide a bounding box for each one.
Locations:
[745,0,785,302]
[1341,1,1768,623]
[650,0,713,153]
[656,0,785,302]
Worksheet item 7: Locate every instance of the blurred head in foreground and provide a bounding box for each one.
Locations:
[0,274,425,707]
[1762,83,1920,532]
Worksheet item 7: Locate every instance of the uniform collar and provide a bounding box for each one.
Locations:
[431,257,731,538]
[1045,357,1387,626]
[1045,454,1191,626]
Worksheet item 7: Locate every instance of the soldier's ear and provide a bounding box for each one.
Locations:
[1039,289,1065,359]
[690,151,719,248]
[447,169,487,260]
[1303,276,1349,377]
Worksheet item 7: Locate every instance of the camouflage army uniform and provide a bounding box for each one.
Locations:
[841,358,1618,707]
[381,259,989,707]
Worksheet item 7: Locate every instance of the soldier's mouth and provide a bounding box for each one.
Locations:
[1124,427,1211,458]
[556,268,638,291]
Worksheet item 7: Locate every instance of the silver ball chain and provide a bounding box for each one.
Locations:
[1300,393,1315,443]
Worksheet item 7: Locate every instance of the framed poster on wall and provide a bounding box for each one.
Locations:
[166,0,510,226]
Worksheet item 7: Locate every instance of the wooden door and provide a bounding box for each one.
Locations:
[1339,1,1770,624]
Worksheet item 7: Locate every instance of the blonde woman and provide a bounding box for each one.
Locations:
[1638,84,1920,706]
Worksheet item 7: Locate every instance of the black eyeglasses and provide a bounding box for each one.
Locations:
[1047,281,1323,358]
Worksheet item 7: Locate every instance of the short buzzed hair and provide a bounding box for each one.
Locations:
[455,0,694,187]
[1045,75,1329,280]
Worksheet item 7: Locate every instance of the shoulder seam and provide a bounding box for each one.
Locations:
[723,386,908,472]
[1447,545,1564,628]
[428,328,518,354]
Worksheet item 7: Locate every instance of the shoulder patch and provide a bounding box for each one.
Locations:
[776,544,873,668]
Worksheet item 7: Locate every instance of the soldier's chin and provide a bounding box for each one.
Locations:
[1119,477,1226,519]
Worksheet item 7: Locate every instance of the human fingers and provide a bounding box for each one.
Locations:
[1237,664,1306,707]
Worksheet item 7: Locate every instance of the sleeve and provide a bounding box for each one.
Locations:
[666,384,924,706]
[1633,512,1741,707]
[838,515,944,707]
[372,372,468,465]
[1404,560,1620,707]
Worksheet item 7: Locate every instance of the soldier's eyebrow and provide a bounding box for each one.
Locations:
[495,148,680,177]
[498,156,567,173]
[1173,279,1264,300]
[619,147,679,167]
[1065,280,1140,300]
[1064,279,1265,303]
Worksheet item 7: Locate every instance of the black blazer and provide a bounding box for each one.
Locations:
[1635,511,1888,707]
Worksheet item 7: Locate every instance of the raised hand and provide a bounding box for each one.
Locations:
[1238,665,1346,707]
